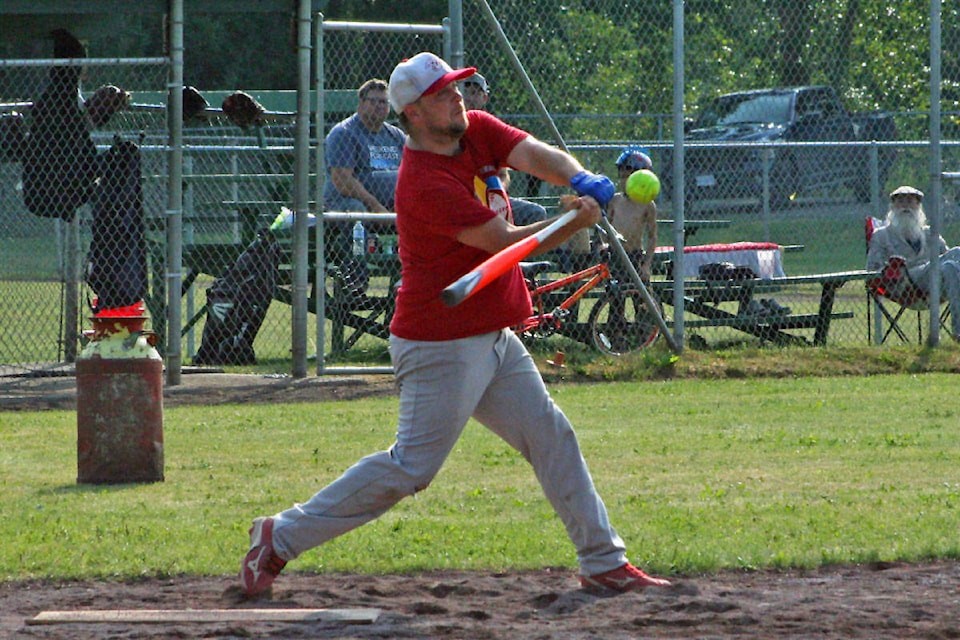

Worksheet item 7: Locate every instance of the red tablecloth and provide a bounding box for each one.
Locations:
[654,242,785,279]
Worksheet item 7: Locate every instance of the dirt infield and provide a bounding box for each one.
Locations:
[0,370,400,412]
[2,373,960,638]
[3,561,959,639]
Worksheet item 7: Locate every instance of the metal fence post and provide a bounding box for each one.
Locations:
[165,0,185,385]
[291,0,313,378]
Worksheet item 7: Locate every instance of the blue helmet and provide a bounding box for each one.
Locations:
[616,147,652,171]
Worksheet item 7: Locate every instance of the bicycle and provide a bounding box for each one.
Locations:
[512,245,662,356]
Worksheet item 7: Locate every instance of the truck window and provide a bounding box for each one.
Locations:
[697,93,792,128]
[797,89,837,119]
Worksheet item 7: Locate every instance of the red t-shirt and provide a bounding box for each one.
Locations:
[389,111,531,341]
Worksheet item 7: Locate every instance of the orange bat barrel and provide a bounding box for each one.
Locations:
[76,302,164,484]
[441,209,579,307]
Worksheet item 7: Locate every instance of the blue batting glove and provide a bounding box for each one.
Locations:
[570,171,615,208]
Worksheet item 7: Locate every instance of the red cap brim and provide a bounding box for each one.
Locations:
[423,67,477,97]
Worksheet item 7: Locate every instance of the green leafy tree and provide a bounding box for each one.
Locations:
[5,0,948,140]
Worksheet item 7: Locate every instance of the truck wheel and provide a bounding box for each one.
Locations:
[659,172,673,201]
[660,174,699,214]
[854,148,897,203]
[769,159,798,210]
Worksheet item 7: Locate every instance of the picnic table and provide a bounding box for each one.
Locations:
[649,270,875,346]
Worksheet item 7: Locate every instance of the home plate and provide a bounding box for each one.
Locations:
[28,608,381,625]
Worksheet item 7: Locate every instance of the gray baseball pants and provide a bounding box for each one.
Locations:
[906,246,960,337]
[270,328,628,576]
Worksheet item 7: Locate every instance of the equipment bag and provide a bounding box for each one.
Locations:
[194,230,281,366]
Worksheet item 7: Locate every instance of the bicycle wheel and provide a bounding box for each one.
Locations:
[587,288,661,355]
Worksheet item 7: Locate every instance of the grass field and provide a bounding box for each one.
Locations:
[2,373,958,583]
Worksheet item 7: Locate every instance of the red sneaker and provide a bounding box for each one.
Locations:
[580,562,671,592]
[240,517,287,596]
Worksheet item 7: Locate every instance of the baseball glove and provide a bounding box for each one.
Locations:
[84,85,131,127]
[183,85,210,124]
[221,90,266,129]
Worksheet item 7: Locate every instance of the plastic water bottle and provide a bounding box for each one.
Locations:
[352,221,365,257]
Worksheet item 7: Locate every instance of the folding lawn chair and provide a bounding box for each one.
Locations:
[865,216,950,344]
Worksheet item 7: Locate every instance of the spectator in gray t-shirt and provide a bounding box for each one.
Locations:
[323,78,405,214]
[323,78,406,294]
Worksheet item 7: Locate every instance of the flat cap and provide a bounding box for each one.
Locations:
[889,185,924,200]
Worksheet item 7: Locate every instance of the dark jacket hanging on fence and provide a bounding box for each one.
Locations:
[21,29,99,221]
[85,137,147,313]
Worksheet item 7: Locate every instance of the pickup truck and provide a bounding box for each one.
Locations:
[659,86,897,209]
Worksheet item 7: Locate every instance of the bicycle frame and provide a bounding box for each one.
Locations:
[513,261,612,335]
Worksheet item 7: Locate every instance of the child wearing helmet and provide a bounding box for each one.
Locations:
[609,147,658,282]
[615,148,653,174]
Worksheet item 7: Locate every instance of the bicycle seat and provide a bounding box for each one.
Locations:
[520,261,554,279]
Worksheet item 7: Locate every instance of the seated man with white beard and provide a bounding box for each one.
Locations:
[867,185,960,340]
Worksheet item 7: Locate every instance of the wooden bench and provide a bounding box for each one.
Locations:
[650,270,875,345]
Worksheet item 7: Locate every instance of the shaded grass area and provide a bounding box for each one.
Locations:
[2,371,959,582]
[529,338,960,383]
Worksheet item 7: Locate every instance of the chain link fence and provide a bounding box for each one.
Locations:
[0,54,168,379]
[313,19,447,371]
[459,0,960,352]
[2,0,959,382]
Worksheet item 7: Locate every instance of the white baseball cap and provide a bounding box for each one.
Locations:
[388,52,476,112]
[463,72,489,93]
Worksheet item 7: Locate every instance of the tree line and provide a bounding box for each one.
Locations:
[2,0,955,138]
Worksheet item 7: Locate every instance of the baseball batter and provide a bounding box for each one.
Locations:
[240,52,671,597]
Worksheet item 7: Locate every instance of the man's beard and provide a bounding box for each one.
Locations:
[428,119,467,141]
[422,107,468,142]
[889,206,926,244]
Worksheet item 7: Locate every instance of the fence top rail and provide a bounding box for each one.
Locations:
[131,89,357,115]
[0,57,168,68]
[650,139,904,150]
[565,140,947,153]
[1,0,316,15]
[323,212,398,223]
[322,20,445,34]
[178,145,297,153]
